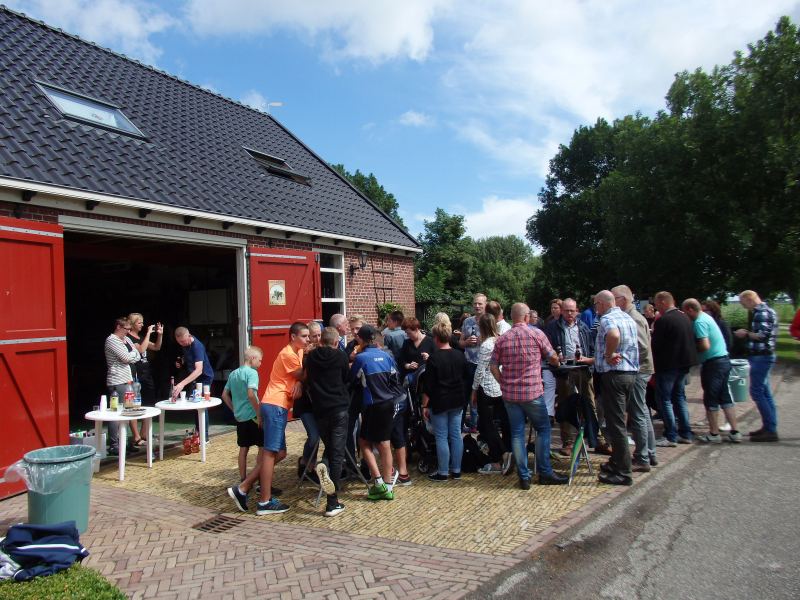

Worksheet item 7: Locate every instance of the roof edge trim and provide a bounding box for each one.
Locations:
[0,176,422,252]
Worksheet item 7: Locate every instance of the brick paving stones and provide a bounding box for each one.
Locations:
[0,365,783,598]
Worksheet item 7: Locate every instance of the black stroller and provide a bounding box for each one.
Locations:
[405,365,438,473]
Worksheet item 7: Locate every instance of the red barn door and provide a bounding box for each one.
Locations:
[0,217,68,498]
[248,248,321,416]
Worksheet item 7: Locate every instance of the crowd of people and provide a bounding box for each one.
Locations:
[105,285,781,518]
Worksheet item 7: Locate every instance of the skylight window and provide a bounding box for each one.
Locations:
[37,81,144,137]
[244,146,310,184]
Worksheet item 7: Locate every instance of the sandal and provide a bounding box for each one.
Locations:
[133,438,147,447]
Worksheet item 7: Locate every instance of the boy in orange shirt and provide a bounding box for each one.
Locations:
[256,322,309,515]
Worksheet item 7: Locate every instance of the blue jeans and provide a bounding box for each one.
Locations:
[504,397,552,479]
[299,412,320,463]
[462,363,479,428]
[748,354,777,432]
[654,368,692,442]
[431,408,463,475]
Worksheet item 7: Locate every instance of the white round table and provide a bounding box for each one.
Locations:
[155,398,222,462]
[85,406,161,481]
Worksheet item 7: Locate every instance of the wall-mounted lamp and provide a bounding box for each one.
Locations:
[349,250,368,276]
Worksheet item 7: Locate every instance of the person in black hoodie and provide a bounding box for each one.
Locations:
[304,326,351,517]
[651,291,699,446]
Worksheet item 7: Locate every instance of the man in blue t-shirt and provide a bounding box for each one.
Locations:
[174,326,215,441]
[682,299,741,444]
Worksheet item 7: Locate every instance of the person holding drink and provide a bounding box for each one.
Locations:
[126,313,162,446]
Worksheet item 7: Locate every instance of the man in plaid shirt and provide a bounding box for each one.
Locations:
[490,303,567,489]
[735,290,779,441]
[593,290,639,486]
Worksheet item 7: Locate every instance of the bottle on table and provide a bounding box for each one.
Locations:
[183,430,191,455]
[191,428,200,453]
[575,347,581,361]
[110,390,119,411]
[203,385,210,402]
[169,377,175,401]
[133,378,142,409]
[123,381,134,409]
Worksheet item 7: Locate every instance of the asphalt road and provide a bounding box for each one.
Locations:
[470,364,800,600]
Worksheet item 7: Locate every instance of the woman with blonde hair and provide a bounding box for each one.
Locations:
[126,313,163,446]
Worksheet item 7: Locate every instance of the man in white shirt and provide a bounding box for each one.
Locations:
[486,301,511,335]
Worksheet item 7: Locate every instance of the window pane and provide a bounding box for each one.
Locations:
[44,87,139,133]
[321,272,336,299]
[320,253,335,269]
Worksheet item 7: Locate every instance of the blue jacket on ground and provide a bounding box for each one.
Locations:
[349,345,402,405]
[1,521,88,581]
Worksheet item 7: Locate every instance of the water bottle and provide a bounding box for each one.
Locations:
[169,377,175,401]
[123,382,134,409]
[183,430,191,455]
[110,390,119,411]
[133,378,142,409]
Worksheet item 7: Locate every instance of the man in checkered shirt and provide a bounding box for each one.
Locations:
[735,290,779,442]
[593,290,639,486]
[490,303,567,489]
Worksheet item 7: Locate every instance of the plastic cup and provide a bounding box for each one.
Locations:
[180,391,186,402]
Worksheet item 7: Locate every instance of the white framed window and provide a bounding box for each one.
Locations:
[37,81,145,137]
[315,249,345,325]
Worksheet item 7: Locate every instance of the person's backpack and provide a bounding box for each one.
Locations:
[461,434,486,473]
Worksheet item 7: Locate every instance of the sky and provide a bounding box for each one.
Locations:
[8,0,800,241]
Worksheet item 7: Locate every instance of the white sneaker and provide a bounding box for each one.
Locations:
[655,437,677,447]
[315,463,336,495]
[718,422,732,432]
[698,433,722,444]
[628,436,635,446]
[727,431,742,443]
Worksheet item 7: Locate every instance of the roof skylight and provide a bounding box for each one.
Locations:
[244,146,309,185]
[38,81,144,137]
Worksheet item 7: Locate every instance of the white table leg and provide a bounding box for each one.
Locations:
[119,421,127,482]
[199,409,207,462]
[146,417,153,468]
[94,420,102,473]
[159,411,165,461]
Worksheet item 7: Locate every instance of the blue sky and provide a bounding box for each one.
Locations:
[9,0,800,240]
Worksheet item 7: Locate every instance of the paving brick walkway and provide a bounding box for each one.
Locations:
[0,365,785,599]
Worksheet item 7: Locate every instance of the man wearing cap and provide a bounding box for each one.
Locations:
[350,324,404,501]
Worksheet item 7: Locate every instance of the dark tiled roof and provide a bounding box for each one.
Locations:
[0,7,419,249]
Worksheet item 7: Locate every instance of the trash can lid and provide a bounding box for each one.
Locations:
[23,444,96,464]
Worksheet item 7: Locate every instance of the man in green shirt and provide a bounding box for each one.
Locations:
[682,299,741,444]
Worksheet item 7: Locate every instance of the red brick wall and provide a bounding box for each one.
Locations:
[0,200,416,326]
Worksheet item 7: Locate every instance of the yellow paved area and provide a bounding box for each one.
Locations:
[94,429,610,556]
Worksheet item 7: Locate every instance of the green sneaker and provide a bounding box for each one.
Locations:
[367,483,394,500]
[367,482,387,500]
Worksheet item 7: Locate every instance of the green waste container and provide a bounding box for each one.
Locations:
[729,359,750,403]
[5,445,96,534]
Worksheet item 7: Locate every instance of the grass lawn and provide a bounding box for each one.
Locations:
[0,563,125,599]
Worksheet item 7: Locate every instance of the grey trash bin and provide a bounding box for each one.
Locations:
[5,445,96,534]
[728,359,750,403]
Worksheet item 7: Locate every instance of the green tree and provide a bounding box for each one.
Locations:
[415,208,476,303]
[470,235,539,309]
[331,164,406,229]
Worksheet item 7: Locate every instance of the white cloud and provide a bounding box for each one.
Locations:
[414,212,436,223]
[399,110,435,127]
[183,0,454,63]
[7,0,175,65]
[463,195,540,239]
[200,83,218,93]
[442,0,800,177]
[239,89,267,111]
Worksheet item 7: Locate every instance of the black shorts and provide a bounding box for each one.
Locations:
[359,402,394,444]
[236,418,263,448]
[390,401,407,449]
